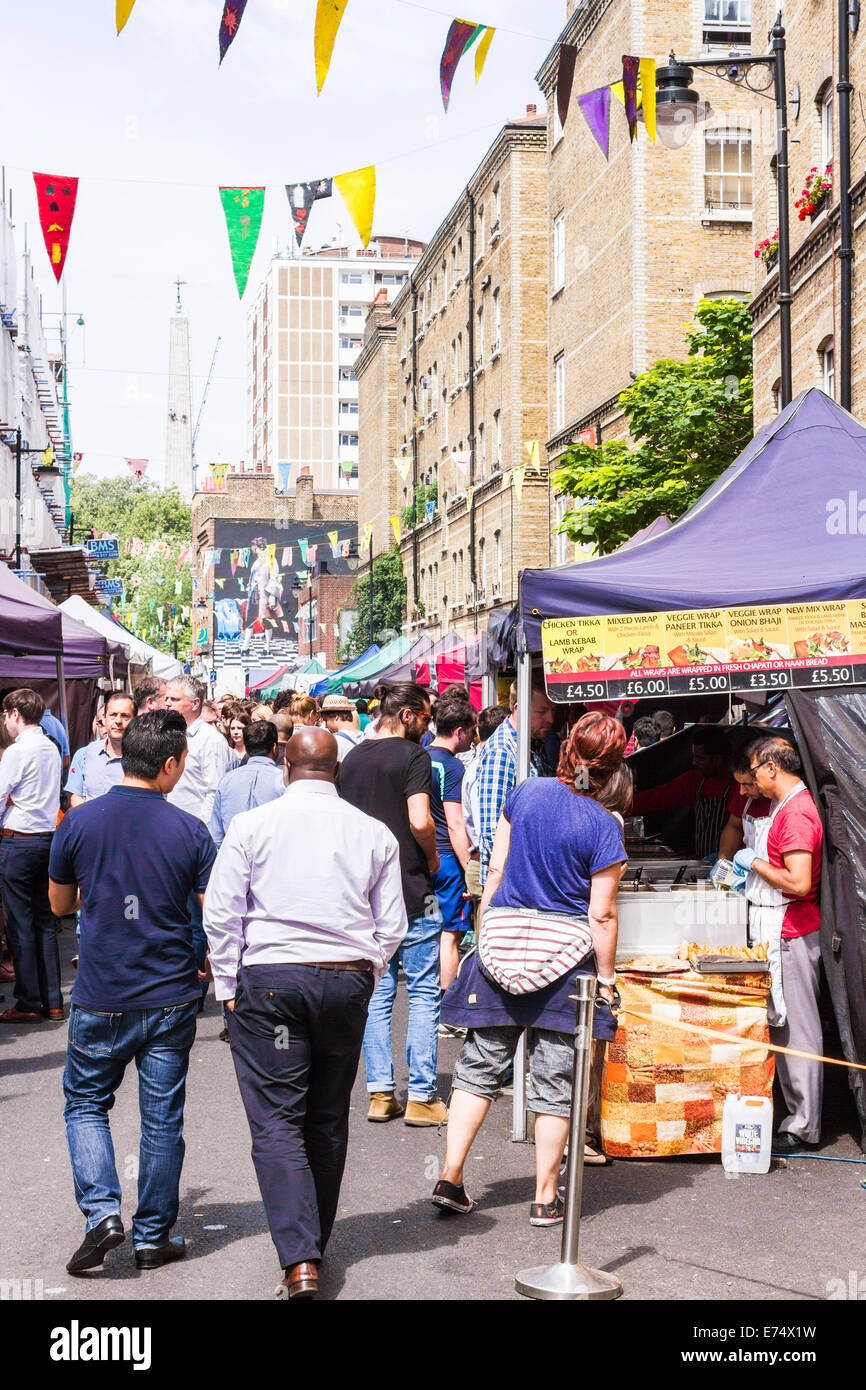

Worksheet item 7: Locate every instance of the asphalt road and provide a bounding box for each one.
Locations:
[2,923,865,1303]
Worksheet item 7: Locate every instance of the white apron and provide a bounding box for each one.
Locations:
[745,781,809,1029]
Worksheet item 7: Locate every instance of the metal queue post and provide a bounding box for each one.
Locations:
[515,975,623,1301]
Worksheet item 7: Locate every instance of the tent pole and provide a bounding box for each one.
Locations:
[513,636,532,1141]
[55,653,69,738]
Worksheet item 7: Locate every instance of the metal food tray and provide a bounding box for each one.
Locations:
[693,954,770,974]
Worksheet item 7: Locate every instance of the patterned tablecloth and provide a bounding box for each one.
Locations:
[600,969,773,1158]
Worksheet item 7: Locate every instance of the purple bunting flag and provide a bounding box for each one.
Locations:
[440,19,482,111]
[556,44,577,129]
[576,86,611,159]
[622,55,640,142]
[219,1,248,64]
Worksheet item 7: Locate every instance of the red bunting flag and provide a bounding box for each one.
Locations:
[125,458,148,481]
[33,173,78,282]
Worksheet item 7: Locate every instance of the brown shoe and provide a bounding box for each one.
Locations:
[43,1007,65,1021]
[280,1262,318,1300]
[0,963,15,982]
[405,1097,448,1127]
[0,1006,44,1024]
[367,1091,405,1122]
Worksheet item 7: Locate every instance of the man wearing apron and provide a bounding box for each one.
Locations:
[732,737,824,1154]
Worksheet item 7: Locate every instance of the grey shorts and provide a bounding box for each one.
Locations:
[452,1026,574,1117]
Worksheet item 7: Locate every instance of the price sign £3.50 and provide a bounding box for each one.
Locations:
[541,600,866,704]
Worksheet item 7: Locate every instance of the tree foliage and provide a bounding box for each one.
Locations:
[339,545,407,662]
[69,476,193,659]
[552,298,753,555]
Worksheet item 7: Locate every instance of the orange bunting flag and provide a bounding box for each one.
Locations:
[116,0,136,34]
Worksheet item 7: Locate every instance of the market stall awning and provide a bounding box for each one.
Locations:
[358,634,435,696]
[325,637,410,693]
[60,596,182,679]
[0,561,63,656]
[519,389,866,649]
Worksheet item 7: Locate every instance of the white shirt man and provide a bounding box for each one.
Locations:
[164,677,232,824]
[0,719,60,832]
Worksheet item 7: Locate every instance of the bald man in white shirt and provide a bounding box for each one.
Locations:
[204,727,407,1300]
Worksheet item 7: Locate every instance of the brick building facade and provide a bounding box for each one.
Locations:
[356,109,551,644]
[191,463,358,690]
[536,0,760,538]
[751,0,863,426]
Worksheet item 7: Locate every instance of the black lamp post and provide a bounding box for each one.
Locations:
[655,14,793,408]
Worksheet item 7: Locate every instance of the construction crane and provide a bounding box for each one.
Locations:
[192,336,221,458]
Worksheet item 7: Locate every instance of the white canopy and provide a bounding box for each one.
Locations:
[59,595,183,681]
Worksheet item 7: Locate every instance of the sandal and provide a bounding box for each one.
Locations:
[584,1135,611,1166]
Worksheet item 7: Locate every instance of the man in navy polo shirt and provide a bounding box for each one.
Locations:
[48,710,216,1277]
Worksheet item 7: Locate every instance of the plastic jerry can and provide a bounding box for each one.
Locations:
[721,1094,773,1174]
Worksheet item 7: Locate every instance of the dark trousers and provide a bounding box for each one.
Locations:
[0,834,60,1013]
[228,963,374,1269]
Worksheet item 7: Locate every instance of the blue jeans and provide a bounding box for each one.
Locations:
[63,1001,198,1248]
[363,913,442,1102]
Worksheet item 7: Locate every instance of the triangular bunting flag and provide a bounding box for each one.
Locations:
[621,56,640,142]
[340,459,354,476]
[241,548,251,565]
[281,547,293,566]
[333,167,376,249]
[210,462,230,485]
[524,440,540,468]
[308,544,318,564]
[393,456,412,483]
[298,539,308,564]
[452,450,471,474]
[116,0,136,34]
[267,544,276,567]
[296,570,309,583]
[440,19,491,111]
[390,514,402,545]
[511,465,526,502]
[33,173,79,282]
[556,44,577,129]
[278,461,292,492]
[640,57,656,143]
[577,87,611,159]
[362,521,373,551]
[286,179,333,249]
[219,1,248,64]
[475,25,495,81]
[230,549,239,576]
[314,0,349,94]
[465,485,474,509]
[219,187,266,296]
[125,458,148,481]
[72,453,83,472]
[425,500,436,524]
[327,530,339,550]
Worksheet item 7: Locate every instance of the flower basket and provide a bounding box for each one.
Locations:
[754,229,779,272]
[795,165,832,222]
[765,249,778,273]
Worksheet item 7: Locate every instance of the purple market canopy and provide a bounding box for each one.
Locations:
[0,563,63,656]
[520,389,866,651]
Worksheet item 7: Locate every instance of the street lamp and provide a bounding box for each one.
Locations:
[655,15,793,407]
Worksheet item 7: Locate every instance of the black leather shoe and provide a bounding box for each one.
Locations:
[772,1131,820,1155]
[135,1236,187,1269]
[67,1214,125,1274]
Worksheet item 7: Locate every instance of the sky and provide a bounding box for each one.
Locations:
[1,0,566,487]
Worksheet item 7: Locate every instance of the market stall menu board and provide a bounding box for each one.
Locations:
[541,600,866,703]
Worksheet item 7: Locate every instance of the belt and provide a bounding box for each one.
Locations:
[1,828,54,838]
[294,959,373,973]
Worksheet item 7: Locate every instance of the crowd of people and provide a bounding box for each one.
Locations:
[0,673,826,1297]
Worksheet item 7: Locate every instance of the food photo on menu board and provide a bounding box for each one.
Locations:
[541,599,866,701]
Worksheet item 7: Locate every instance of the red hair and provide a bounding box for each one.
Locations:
[557,712,626,797]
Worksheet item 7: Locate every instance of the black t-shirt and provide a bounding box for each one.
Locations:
[339,736,434,919]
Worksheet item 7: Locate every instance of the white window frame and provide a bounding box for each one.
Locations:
[821,86,834,173]
[477,420,485,474]
[492,183,501,232]
[555,494,570,566]
[703,0,751,51]
[554,352,566,429]
[703,128,753,220]
[553,213,566,293]
[494,530,503,593]
[821,341,835,399]
[492,289,501,355]
[476,204,485,257]
[477,305,484,365]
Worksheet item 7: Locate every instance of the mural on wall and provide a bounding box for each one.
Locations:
[211,520,357,666]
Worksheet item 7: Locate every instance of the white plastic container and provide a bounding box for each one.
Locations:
[721,1094,773,1174]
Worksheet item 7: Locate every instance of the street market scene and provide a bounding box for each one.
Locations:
[2,0,866,1352]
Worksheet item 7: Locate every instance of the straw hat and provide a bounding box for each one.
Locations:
[320,693,355,714]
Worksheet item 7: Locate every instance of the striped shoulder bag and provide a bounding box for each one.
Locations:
[478,906,593,996]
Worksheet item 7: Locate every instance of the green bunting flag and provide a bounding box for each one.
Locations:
[219,186,265,297]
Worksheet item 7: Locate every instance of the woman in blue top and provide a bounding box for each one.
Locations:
[433,712,628,1226]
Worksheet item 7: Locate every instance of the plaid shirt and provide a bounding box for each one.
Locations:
[476,717,540,885]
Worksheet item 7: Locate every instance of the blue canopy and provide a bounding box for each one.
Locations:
[309,642,380,696]
[519,389,866,651]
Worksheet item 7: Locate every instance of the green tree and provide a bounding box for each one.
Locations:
[69,475,193,659]
[338,545,407,662]
[552,298,753,555]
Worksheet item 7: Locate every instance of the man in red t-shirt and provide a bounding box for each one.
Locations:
[732,737,823,1152]
[718,736,787,862]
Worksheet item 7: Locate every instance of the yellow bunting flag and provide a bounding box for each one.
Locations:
[326,530,338,551]
[267,544,276,567]
[390,514,402,545]
[610,79,644,111]
[511,465,526,502]
[117,0,136,35]
[362,521,374,551]
[41,446,54,467]
[465,484,474,508]
[475,26,495,82]
[524,440,540,468]
[334,166,376,249]
[639,58,656,142]
[314,0,349,94]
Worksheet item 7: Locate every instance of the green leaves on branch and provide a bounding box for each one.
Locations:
[338,545,407,662]
[552,298,753,555]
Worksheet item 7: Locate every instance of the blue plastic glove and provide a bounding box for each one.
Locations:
[732,847,757,874]
[730,868,748,894]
